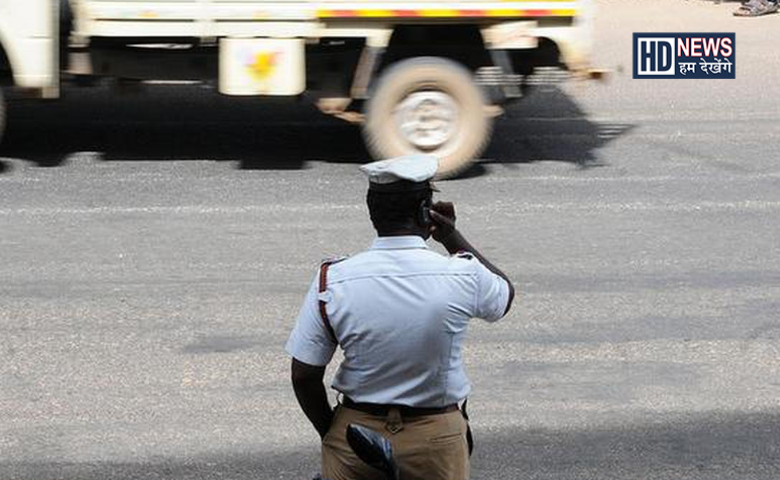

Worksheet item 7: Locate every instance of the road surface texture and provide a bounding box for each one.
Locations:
[1,1,779,479]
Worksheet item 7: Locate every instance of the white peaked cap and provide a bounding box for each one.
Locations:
[359,155,439,185]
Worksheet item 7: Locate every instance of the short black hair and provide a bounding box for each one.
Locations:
[366,188,433,232]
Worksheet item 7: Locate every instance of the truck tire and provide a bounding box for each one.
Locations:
[0,88,5,146]
[363,57,492,179]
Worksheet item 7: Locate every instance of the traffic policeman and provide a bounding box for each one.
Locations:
[286,155,515,480]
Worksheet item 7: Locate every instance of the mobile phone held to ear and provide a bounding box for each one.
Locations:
[419,198,433,226]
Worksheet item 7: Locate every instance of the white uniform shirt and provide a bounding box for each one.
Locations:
[285,236,510,408]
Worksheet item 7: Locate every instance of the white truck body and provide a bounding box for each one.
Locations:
[0,0,58,94]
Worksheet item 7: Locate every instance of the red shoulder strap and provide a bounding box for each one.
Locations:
[318,261,338,343]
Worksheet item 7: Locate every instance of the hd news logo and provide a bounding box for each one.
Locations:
[633,33,735,79]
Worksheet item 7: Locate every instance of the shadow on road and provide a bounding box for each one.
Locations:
[0,85,632,177]
[474,410,780,480]
[489,86,634,166]
[0,87,369,170]
[3,410,778,480]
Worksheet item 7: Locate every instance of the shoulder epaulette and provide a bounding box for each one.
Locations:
[454,250,474,260]
[320,255,348,266]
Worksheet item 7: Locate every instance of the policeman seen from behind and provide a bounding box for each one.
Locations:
[286,155,515,480]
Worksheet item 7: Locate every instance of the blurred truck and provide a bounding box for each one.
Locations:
[0,0,597,177]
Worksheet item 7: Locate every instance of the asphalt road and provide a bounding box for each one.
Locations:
[2,1,780,479]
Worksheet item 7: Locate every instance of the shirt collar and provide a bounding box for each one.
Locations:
[370,236,429,250]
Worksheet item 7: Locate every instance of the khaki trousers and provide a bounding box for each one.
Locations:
[322,405,470,480]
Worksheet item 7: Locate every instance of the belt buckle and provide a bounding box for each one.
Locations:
[385,407,404,434]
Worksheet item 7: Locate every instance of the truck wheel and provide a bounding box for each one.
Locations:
[363,57,492,179]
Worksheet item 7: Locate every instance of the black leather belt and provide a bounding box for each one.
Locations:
[342,396,459,417]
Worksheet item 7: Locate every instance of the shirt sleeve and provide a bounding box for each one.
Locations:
[471,256,511,322]
[285,274,337,366]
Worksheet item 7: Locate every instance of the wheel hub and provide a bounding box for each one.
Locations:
[394,91,459,151]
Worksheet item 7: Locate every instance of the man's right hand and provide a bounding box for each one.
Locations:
[430,201,456,242]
